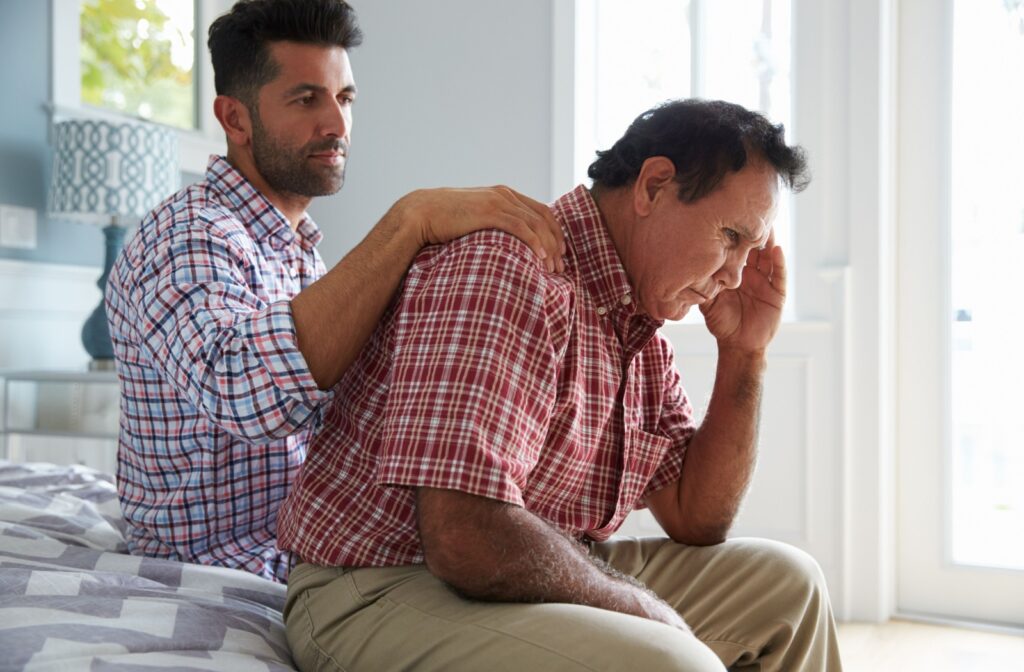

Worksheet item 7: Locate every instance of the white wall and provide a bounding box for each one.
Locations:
[309,0,556,266]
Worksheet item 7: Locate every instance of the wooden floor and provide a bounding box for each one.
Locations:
[837,619,1024,671]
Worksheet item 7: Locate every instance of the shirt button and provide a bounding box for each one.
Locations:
[621,295,632,305]
[596,306,608,316]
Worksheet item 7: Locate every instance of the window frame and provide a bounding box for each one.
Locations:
[49,0,232,175]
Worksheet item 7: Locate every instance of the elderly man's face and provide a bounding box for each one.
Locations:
[630,161,778,321]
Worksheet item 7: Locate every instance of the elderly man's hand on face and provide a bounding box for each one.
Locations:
[700,232,786,355]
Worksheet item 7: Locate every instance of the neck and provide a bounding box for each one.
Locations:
[225,148,310,231]
[590,185,635,276]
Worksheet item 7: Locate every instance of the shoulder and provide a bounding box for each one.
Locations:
[118,183,256,280]
[407,229,573,307]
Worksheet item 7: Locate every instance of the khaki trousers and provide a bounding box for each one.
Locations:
[284,537,843,671]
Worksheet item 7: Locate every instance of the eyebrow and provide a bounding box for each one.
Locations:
[282,83,359,99]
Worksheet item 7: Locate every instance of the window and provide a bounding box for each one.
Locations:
[896,0,1024,626]
[80,0,197,130]
[564,0,796,320]
[948,0,1024,571]
[51,0,229,174]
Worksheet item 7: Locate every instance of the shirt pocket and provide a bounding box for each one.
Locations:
[592,427,673,540]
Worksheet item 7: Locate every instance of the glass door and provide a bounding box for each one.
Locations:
[897,0,1024,626]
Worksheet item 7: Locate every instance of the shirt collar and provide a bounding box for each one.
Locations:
[553,185,663,335]
[205,155,323,252]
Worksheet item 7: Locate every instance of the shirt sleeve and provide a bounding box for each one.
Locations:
[642,334,698,499]
[375,235,564,507]
[131,219,330,443]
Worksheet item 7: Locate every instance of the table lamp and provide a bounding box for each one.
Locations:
[47,119,178,369]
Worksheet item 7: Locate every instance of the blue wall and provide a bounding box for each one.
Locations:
[0,0,554,269]
[0,1,103,267]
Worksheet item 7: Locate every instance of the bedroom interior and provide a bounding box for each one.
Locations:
[0,0,1021,670]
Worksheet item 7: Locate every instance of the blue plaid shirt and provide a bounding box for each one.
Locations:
[106,156,332,582]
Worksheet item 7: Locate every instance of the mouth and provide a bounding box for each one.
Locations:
[688,287,712,302]
[309,151,346,166]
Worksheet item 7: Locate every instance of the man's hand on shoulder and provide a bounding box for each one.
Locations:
[393,186,566,274]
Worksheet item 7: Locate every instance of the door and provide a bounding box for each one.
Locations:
[897,0,1024,627]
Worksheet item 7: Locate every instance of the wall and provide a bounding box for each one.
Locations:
[0,1,554,269]
[308,0,555,265]
[0,1,102,267]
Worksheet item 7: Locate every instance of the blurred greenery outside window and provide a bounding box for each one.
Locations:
[80,0,196,130]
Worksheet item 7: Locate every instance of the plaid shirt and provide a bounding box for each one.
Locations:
[106,156,331,582]
[278,185,697,568]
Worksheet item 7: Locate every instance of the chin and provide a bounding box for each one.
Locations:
[666,304,692,321]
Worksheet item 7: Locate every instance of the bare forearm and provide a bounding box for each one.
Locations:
[418,489,684,628]
[291,199,421,389]
[677,347,766,541]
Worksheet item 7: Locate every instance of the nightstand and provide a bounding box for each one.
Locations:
[1,369,120,474]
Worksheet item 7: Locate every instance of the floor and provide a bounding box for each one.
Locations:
[837,619,1024,671]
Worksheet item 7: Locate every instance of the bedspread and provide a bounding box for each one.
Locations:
[0,460,296,671]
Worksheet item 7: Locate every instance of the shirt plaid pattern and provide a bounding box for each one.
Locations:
[106,155,332,582]
[278,185,697,568]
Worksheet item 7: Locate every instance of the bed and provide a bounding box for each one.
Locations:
[0,460,297,671]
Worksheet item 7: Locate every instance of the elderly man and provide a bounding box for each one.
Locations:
[278,99,843,671]
[105,0,562,583]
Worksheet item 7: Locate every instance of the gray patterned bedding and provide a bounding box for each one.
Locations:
[0,460,296,671]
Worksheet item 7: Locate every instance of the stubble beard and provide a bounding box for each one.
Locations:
[250,111,347,198]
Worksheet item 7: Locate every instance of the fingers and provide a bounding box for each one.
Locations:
[491,186,565,273]
[755,229,776,275]
[494,212,556,273]
[414,185,565,273]
[769,244,786,295]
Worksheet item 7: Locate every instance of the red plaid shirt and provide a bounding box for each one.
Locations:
[106,156,331,582]
[278,185,697,568]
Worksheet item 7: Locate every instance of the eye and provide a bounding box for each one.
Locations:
[296,95,315,106]
[724,228,741,244]
[339,94,356,106]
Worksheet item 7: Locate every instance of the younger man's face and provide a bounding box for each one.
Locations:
[250,40,357,198]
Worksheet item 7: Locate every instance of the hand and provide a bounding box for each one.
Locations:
[399,186,566,273]
[700,235,786,354]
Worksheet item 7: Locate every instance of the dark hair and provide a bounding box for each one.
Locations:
[208,0,363,106]
[588,99,809,202]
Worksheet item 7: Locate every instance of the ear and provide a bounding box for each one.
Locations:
[631,156,677,217]
[213,95,254,148]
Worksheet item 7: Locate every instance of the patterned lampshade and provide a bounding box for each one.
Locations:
[48,119,179,224]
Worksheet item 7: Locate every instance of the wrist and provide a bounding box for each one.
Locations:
[383,190,430,253]
[716,344,768,365]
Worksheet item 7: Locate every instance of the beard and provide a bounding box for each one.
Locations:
[250,112,348,198]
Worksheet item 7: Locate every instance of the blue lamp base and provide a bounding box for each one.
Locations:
[82,223,126,366]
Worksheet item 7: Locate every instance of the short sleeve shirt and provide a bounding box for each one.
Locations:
[277,185,697,568]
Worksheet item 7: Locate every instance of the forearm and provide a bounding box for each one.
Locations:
[292,197,422,389]
[146,294,328,443]
[417,489,681,626]
[676,347,766,542]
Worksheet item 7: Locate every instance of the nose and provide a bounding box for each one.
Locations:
[320,99,350,140]
[713,256,745,290]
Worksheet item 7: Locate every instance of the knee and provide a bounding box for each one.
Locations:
[741,538,831,612]
[608,629,726,672]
